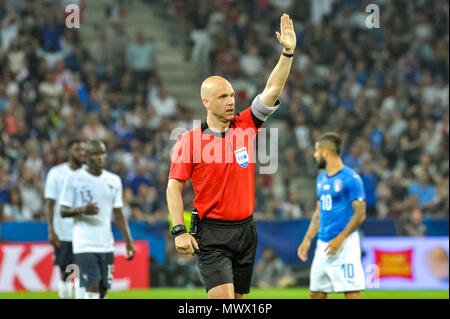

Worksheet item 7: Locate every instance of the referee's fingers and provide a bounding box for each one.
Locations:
[176,246,190,254]
[191,237,199,252]
[176,243,193,255]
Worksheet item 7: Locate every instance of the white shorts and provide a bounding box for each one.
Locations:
[310,231,365,293]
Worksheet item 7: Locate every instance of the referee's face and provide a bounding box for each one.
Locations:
[204,81,235,122]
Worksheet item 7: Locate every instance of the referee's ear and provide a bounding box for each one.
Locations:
[202,98,209,109]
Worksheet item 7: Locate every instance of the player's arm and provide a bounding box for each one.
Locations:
[44,198,60,247]
[59,174,99,217]
[60,203,99,217]
[260,14,296,107]
[297,201,320,262]
[44,170,60,246]
[341,200,366,239]
[325,199,366,255]
[114,208,135,260]
[166,178,199,256]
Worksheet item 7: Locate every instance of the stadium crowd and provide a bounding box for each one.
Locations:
[0,0,448,230]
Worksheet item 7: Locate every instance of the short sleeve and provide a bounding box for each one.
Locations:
[113,178,124,209]
[44,168,58,200]
[347,173,366,203]
[59,174,76,208]
[251,94,281,123]
[169,132,193,181]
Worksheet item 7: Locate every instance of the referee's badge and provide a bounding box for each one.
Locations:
[234,147,249,168]
[334,179,343,192]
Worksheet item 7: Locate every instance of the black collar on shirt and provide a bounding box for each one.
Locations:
[201,120,231,138]
[201,108,264,139]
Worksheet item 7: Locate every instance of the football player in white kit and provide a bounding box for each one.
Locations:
[44,139,85,299]
[298,133,367,299]
[60,140,135,299]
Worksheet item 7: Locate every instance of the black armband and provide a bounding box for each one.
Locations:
[282,52,294,58]
[171,224,187,237]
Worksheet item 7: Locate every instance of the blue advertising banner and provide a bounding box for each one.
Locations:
[1,218,448,267]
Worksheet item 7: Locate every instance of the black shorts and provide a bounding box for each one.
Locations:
[74,252,114,289]
[195,215,257,294]
[54,241,74,270]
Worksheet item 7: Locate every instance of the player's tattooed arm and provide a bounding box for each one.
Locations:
[326,200,366,255]
[342,200,367,238]
[305,202,320,241]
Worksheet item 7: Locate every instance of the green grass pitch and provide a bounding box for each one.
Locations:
[0,288,448,299]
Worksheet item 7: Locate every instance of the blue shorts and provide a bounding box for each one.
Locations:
[54,241,74,269]
[75,252,114,289]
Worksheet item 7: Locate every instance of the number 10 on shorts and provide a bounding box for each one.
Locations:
[341,263,354,279]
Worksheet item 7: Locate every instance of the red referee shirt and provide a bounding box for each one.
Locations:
[169,106,263,221]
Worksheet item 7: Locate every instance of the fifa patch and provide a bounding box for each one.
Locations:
[333,179,343,192]
[234,147,249,168]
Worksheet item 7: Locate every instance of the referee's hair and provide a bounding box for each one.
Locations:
[67,138,82,150]
[317,132,342,155]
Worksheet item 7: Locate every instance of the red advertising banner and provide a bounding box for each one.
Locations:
[0,241,149,292]
[374,248,414,280]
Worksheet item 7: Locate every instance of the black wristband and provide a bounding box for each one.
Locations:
[282,52,294,58]
[171,225,187,237]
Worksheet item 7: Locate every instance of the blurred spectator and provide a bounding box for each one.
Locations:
[132,185,164,224]
[253,248,295,289]
[214,38,241,78]
[105,0,126,24]
[1,11,20,51]
[360,162,379,217]
[2,187,32,221]
[18,169,43,220]
[396,207,427,237]
[400,118,424,168]
[188,0,212,74]
[430,175,449,218]
[240,45,264,80]
[409,172,436,208]
[127,164,154,196]
[81,112,110,141]
[280,191,303,220]
[126,31,157,93]
[413,154,438,183]
[38,72,63,108]
[40,12,64,53]
[149,87,177,119]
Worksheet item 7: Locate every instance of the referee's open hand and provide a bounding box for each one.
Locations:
[175,233,199,256]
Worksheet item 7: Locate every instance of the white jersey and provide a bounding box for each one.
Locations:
[44,163,78,241]
[59,168,123,254]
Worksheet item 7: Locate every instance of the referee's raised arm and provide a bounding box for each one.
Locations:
[259,13,296,107]
[166,178,199,256]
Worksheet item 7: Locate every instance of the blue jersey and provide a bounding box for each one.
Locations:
[316,166,366,242]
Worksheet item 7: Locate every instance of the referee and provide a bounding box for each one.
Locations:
[166,14,296,299]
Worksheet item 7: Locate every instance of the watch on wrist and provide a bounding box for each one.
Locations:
[282,51,294,58]
[171,224,187,237]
